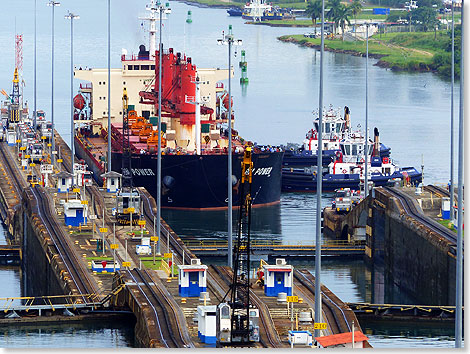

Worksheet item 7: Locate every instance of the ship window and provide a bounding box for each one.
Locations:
[133,65,140,70]
[369,145,373,155]
[314,122,319,131]
[324,123,330,133]
[123,81,126,85]
[103,112,106,115]
[336,124,341,133]
[221,306,230,319]
[141,65,150,70]
[151,65,155,70]
[127,65,133,70]
[99,81,101,85]
[345,144,351,155]
[352,144,358,155]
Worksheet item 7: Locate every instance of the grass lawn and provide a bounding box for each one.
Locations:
[279,31,450,70]
[86,256,114,261]
[437,219,462,235]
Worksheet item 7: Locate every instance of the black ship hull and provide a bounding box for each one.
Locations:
[110,151,283,210]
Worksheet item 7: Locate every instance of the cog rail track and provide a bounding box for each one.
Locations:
[383,186,458,245]
[127,268,194,348]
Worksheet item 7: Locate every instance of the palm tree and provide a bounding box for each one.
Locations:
[327,0,343,34]
[336,4,352,41]
[305,0,322,34]
[350,0,362,39]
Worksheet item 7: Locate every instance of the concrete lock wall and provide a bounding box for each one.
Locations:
[371,189,458,305]
[23,213,64,297]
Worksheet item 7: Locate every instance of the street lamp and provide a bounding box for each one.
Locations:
[34,0,37,130]
[364,22,369,198]
[65,11,79,171]
[217,25,242,269]
[47,0,60,166]
[155,1,171,258]
[107,0,111,173]
[314,0,325,339]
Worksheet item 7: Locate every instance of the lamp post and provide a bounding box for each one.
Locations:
[47,0,60,166]
[217,25,242,269]
[155,1,171,262]
[107,0,111,173]
[65,11,79,171]
[455,3,463,348]
[34,0,37,129]
[449,0,455,223]
[364,22,369,198]
[314,0,325,339]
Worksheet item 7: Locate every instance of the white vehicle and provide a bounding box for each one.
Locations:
[332,188,352,213]
[41,121,53,140]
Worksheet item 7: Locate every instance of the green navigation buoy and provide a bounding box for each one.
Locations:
[239,50,249,84]
[186,10,192,23]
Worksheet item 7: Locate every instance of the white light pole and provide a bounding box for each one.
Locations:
[449,0,455,218]
[455,2,463,347]
[217,25,242,269]
[107,0,112,173]
[155,1,171,260]
[65,11,79,170]
[365,22,369,197]
[34,0,37,129]
[314,0,325,339]
[47,0,60,166]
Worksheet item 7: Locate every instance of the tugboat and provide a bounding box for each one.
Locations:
[282,105,390,168]
[227,7,243,16]
[282,125,422,192]
[73,1,283,210]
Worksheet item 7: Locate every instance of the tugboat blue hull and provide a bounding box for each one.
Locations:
[281,167,422,192]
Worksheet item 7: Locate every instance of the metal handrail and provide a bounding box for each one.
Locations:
[184,240,364,248]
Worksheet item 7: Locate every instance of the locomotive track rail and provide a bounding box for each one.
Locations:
[294,269,353,335]
[127,268,194,348]
[383,186,459,245]
[139,193,283,348]
[213,265,284,348]
[423,185,450,198]
[0,142,96,299]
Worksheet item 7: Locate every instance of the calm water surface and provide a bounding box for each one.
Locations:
[0,0,461,348]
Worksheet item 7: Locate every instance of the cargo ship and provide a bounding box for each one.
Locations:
[73,1,283,210]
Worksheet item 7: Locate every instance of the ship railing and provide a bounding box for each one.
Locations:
[79,83,92,90]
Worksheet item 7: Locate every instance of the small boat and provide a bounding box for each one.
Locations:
[282,126,422,192]
[227,7,243,16]
[241,0,293,21]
